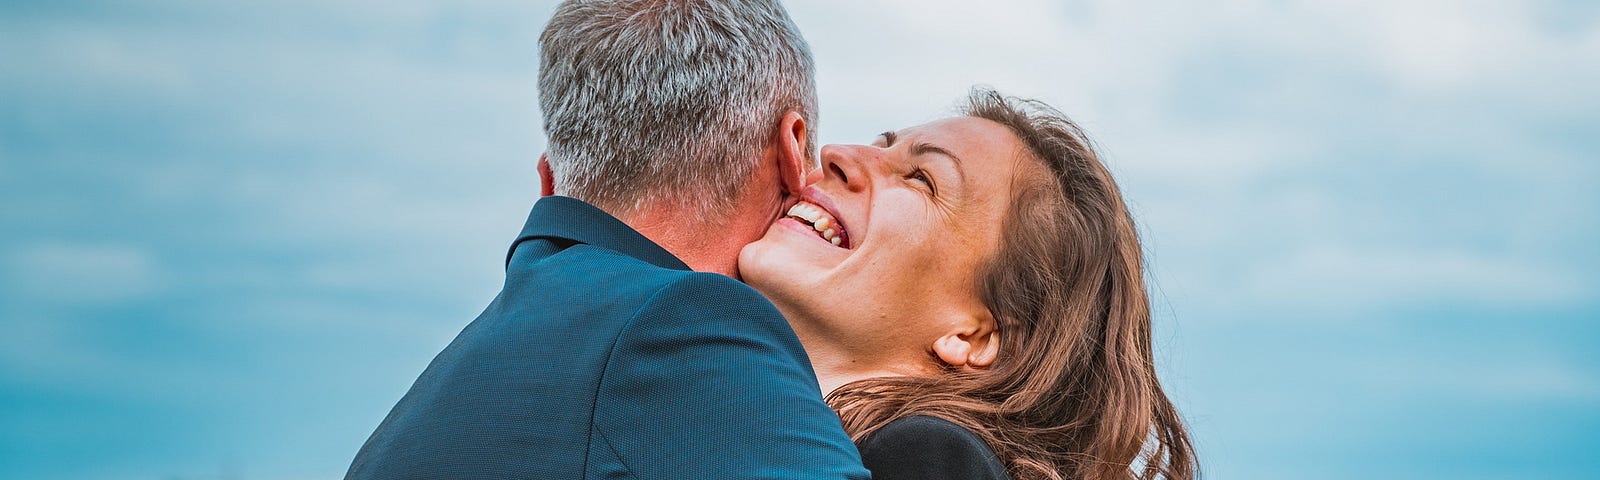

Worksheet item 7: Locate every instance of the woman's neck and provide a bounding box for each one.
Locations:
[813,360,899,397]
[793,329,931,396]
[767,302,938,395]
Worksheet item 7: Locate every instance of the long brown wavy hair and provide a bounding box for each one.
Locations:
[827,88,1197,480]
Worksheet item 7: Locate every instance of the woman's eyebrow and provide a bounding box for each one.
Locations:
[879,131,897,146]
[911,141,967,183]
[911,142,961,164]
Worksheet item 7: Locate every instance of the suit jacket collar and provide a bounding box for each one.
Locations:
[507,195,690,271]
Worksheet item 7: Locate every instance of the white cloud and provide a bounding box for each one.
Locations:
[1353,347,1600,402]
[1234,245,1592,311]
[6,0,1590,324]
[790,0,1600,323]
[1305,0,1600,104]
[6,242,166,303]
[796,0,1600,164]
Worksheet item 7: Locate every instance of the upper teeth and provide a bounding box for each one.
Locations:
[787,202,845,247]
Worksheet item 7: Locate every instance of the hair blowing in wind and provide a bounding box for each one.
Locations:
[827,88,1198,480]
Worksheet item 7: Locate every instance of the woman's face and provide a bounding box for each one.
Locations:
[741,116,1033,373]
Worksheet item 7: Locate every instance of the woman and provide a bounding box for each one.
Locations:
[740,88,1197,480]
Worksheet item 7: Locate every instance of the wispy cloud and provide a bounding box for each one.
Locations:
[2,1,1597,479]
[7,243,167,302]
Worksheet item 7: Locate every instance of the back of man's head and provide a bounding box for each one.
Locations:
[539,0,817,221]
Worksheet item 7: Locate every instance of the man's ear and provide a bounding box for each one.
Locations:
[538,153,555,197]
[772,110,808,196]
[932,315,1000,369]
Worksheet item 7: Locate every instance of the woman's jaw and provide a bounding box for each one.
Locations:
[742,185,888,390]
[747,245,930,392]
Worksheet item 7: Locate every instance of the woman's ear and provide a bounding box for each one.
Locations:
[967,328,999,368]
[932,315,1000,369]
[772,110,808,196]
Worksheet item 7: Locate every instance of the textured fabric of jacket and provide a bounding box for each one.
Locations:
[346,196,869,480]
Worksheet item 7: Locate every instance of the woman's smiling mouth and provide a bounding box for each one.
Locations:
[784,200,850,248]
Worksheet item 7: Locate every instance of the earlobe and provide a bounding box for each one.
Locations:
[933,335,973,368]
[538,153,555,197]
[967,329,999,368]
[932,316,1001,369]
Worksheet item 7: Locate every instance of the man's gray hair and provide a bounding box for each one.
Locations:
[538,0,818,219]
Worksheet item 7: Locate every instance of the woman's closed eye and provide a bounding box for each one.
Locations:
[908,168,938,196]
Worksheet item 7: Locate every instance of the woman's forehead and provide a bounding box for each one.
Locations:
[901,116,1019,153]
[902,117,1032,187]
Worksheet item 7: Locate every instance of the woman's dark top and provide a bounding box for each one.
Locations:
[857,415,1012,480]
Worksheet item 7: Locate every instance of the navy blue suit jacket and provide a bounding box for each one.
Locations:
[347,196,869,479]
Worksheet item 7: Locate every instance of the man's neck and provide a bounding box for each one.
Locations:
[620,203,777,278]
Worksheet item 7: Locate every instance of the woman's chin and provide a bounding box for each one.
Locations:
[739,235,829,303]
[737,240,768,280]
[744,218,840,273]
[739,236,796,289]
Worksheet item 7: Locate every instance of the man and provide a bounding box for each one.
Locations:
[345,1,870,479]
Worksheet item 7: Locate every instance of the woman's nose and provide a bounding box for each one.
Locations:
[819,144,876,192]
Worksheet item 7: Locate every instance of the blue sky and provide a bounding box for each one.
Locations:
[2,1,1596,478]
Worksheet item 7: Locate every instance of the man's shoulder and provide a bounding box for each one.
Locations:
[511,241,696,303]
[585,262,856,480]
[508,241,783,335]
[627,269,791,338]
[533,241,689,279]
[640,268,771,309]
